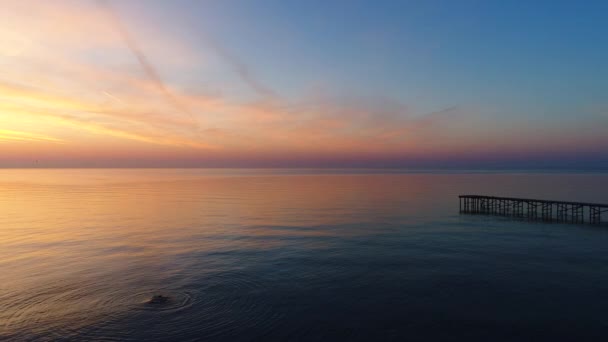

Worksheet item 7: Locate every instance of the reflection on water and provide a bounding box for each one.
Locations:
[1,169,608,341]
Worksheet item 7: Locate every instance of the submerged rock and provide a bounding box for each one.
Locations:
[148,295,170,305]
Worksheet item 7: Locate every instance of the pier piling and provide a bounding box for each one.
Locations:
[459,195,608,225]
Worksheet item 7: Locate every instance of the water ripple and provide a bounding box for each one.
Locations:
[0,268,288,341]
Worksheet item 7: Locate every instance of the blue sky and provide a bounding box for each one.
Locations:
[0,0,607,168]
[119,0,608,115]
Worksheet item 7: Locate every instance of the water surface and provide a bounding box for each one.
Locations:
[2,169,608,341]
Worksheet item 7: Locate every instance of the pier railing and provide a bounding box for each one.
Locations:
[459,195,608,224]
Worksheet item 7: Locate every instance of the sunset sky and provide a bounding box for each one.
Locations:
[1,0,607,168]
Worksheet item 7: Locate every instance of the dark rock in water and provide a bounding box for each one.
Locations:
[148,295,170,305]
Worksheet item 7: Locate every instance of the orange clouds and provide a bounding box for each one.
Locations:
[0,129,64,144]
[0,0,474,165]
[1,1,605,167]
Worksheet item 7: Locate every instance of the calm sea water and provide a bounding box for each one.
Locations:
[1,169,608,341]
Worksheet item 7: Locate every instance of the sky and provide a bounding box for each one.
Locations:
[1,0,607,169]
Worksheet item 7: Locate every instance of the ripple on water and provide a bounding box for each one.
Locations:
[79,270,285,341]
[1,270,285,341]
[193,270,285,338]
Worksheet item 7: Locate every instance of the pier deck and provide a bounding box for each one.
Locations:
[459,195,608,224]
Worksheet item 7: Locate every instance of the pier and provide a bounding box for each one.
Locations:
[459,195,608,224]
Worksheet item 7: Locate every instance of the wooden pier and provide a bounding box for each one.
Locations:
[459,195,608,224]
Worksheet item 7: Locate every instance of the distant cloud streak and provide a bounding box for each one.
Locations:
[96,0,202,133]
[205,37,277,98]
[0,129,64,144]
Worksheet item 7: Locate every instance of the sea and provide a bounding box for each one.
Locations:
[1,169,608,341]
